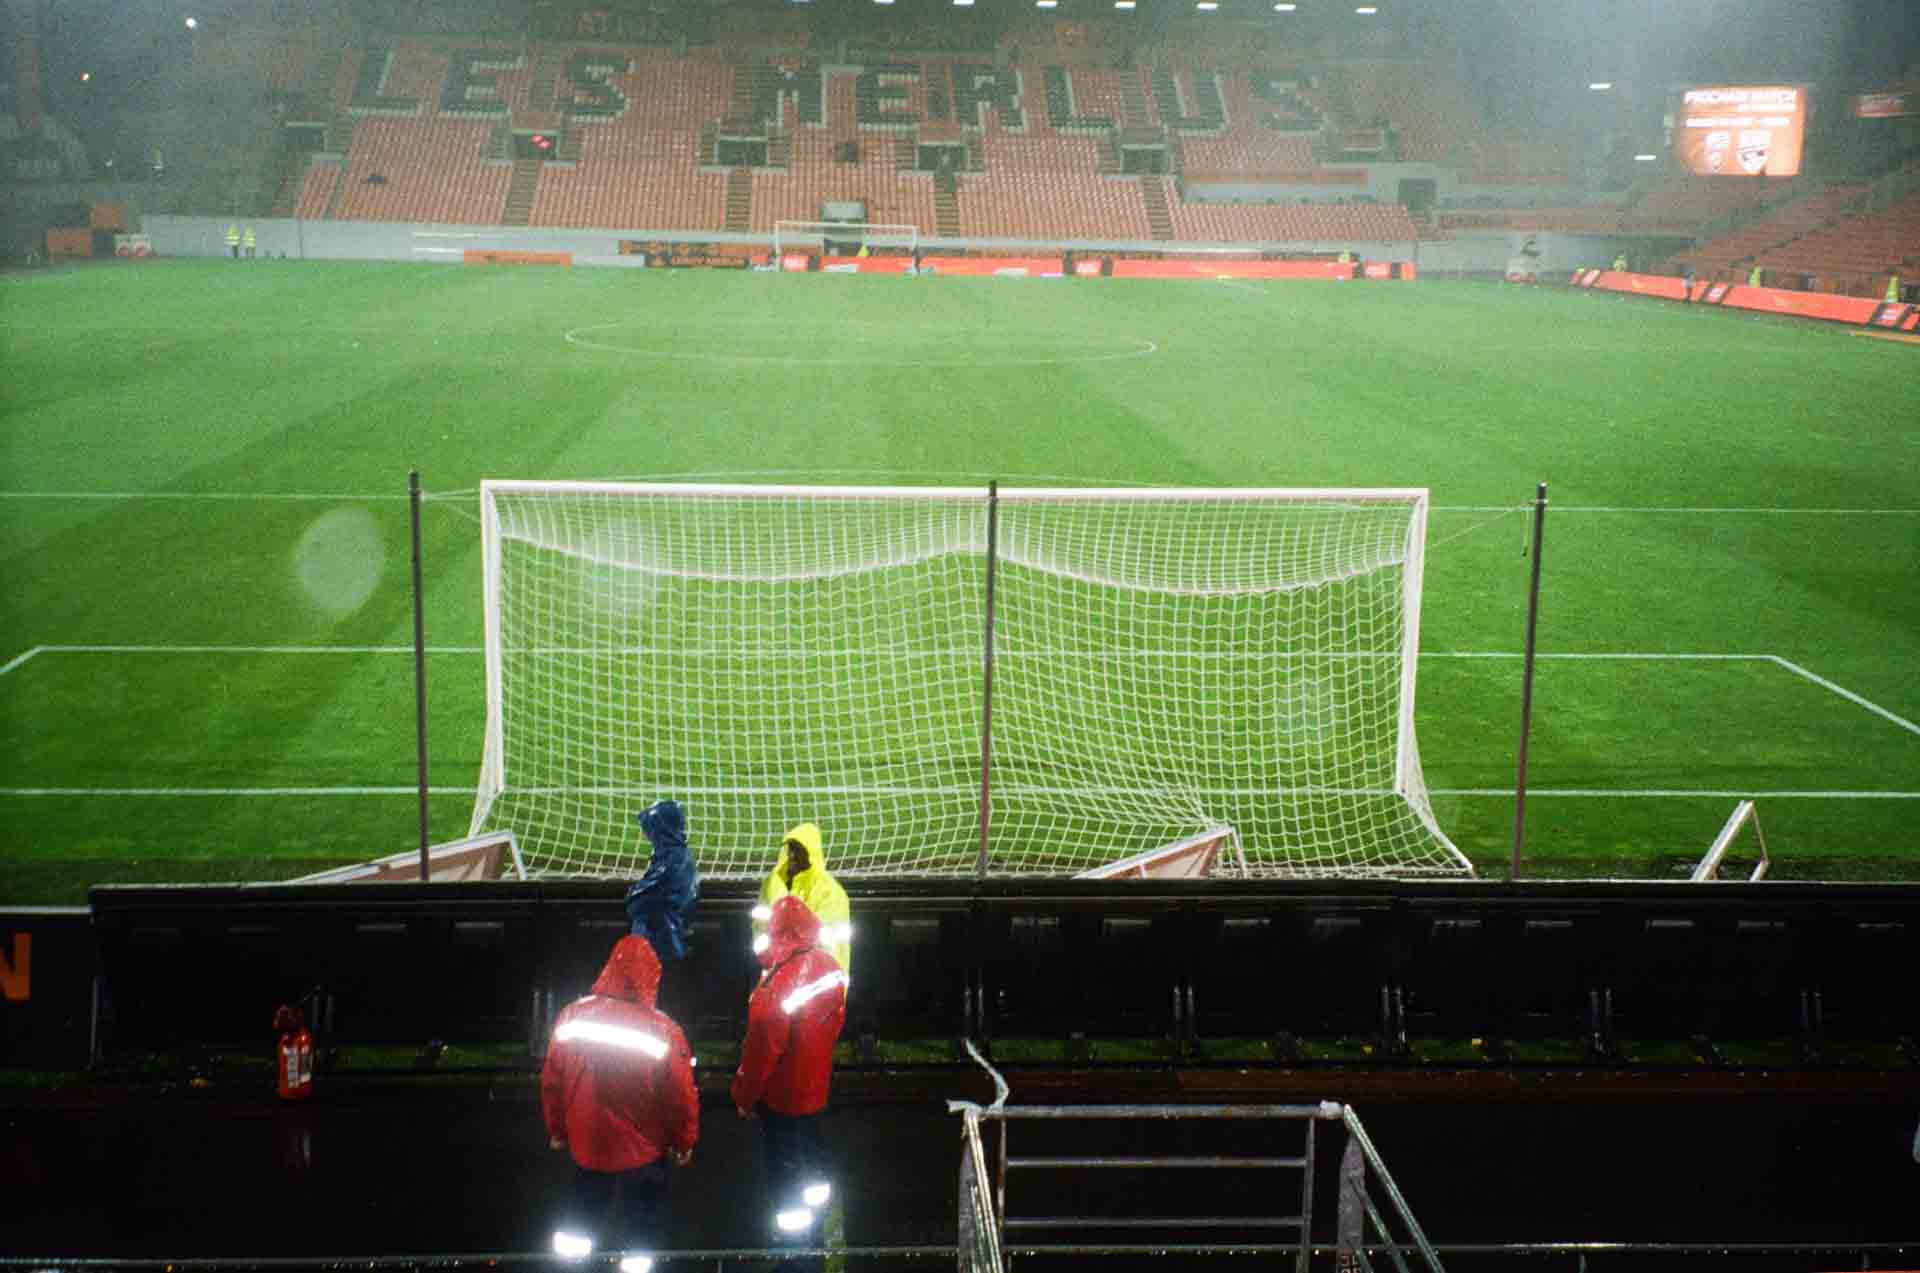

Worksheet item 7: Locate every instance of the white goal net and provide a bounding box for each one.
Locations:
[469,483,1469,880]
[772,219,920,258]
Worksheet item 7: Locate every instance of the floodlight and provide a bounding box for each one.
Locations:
[1274,2,1297,9]
[1197,1,1219,9]
[1589,82,1614,91]
[183,16,198,29]
[1355,5,1378,13]
[1633,153,1657,161]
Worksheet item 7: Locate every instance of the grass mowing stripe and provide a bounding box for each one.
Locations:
[7,490,1915,516]
[5,265,1914,889]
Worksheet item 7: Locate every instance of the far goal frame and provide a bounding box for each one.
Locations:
[471,481,1468,880]
[772,219,920,258]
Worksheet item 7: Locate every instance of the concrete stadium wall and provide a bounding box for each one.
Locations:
[143,215,654,268]
[1413,231,1636,276]
[141,214,1420,265]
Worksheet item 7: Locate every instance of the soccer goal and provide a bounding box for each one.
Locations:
[468,482,1469,880]
[772,219,920,259]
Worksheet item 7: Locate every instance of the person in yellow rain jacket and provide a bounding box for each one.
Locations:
[225,223,241,259]
[754,822,851,981]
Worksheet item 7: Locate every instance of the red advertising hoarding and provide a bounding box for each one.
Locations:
[1591,271,1691,301]
[1110,259,1356,280]
[1676,85,1807,177]
[1853,92,1912,120]
[1718,284,1880,324]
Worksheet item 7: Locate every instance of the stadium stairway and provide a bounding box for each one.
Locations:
[525,44,563,113]
[725,167,753,232]
[268,150,310,218]
[1120,67,1151,128]
[934,168,960,236]
[502,158,542,227]
[1140,175,1174,240]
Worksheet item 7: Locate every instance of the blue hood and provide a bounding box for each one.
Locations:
[626,801,699,961]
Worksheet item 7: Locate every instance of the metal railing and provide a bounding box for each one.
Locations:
[947,1085,1442,1273]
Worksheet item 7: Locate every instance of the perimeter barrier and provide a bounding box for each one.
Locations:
[50,879,1920,1068]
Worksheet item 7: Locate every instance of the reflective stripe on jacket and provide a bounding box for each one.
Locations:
[541,935,699,1172]
[732,896,847,1117]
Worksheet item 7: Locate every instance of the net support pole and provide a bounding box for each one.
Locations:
[409,470,431,882]
[1511,482,1548,879]
[975,481,1001,878]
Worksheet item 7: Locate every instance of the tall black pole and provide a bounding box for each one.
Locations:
[975,481,1001,878]
[1511,482,1548,880]
[410,470,431,881]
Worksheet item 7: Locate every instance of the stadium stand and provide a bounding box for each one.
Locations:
[246,25,1650,246]
[1672,182,1872,281]
[530,49,735,231]
[1751,189,1920,296]
[1622,173,1787,231]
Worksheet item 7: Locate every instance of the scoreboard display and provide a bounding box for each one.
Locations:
[1675,85,1807,177]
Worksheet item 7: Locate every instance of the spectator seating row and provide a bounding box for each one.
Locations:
[1626,174,1786,229]
[332,116,512,225]
[274,41,1449,241]
[1169,198,1416,243]
[293,161,339,220]
[1752,190,1920,295]
[1673,183,1870,276]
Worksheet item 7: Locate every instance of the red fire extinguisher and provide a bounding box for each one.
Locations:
[274,1004,315,1101]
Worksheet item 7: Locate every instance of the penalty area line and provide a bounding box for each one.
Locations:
[0,646,45,677]
[1767,656,1920,738]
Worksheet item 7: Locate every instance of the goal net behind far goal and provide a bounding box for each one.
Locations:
[469,483,1469,881]
[772,220,920,259]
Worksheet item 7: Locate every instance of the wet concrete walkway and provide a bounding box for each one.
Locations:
[2,1073,1917,1259]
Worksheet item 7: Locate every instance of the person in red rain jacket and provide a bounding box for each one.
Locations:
[542,935,698,1270]
[731,894,848,1272]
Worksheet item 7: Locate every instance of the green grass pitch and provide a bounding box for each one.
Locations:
[2,259,1916,902]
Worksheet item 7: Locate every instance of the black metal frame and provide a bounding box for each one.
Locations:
[83,878,1920,1065]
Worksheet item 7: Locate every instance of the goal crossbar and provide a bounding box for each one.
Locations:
[772,219,920,257]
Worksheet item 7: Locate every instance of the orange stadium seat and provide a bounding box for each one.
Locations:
[285,39,1455,244]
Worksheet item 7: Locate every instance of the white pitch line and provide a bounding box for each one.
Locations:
[1,645,1789,660]
[0,646,45,677]
[0,491,411,501]
[1441,505,1920,515]
[0,786,471,796]
[1438,788,1920,799]
[1767,656,1920,738]
[0,490,1913,515]
[30,644,482,656]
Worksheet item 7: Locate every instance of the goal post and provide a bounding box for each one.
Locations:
[772,219,920,258]
[470,482,1469,880]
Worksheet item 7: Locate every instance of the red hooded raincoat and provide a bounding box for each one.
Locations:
[731,895,848,1117]
[541,935,699,1172]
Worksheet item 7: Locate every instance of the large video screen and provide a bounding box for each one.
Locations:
[1675,85,1807,177]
